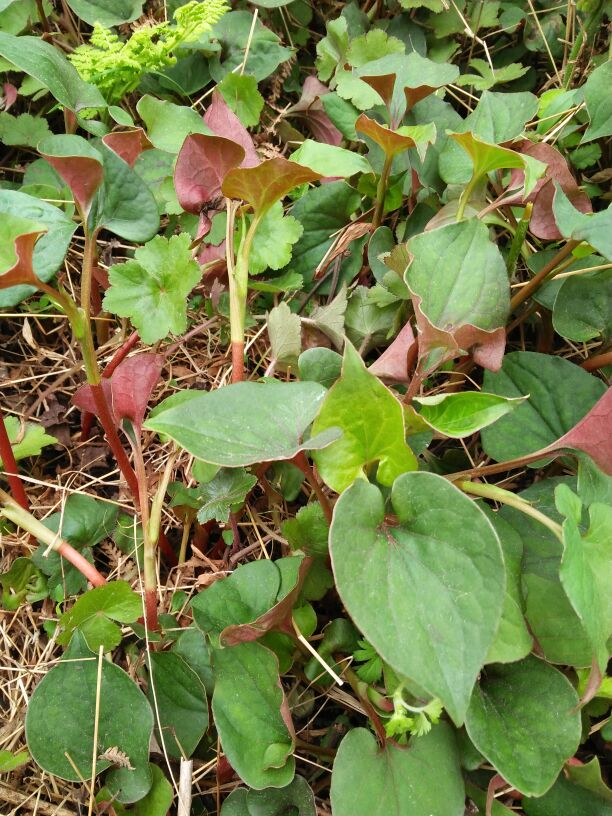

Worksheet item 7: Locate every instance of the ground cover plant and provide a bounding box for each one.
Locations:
[0,0,611,813]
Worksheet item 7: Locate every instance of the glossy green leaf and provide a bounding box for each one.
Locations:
[103,233,201,344]
[211,641,295,789]
[312,342,417,493]
[552,268,612,342]
[172,626,214,696]
[145,381,340,466]
[92,142,160,242]
[218,73,264,128]
[136,95,210,154]
[57,581,141,651]
[298,348,343,389]
[0,190,76,308]
[466,657,581,796]
[221,775,316,815]
[582,61,612,143]
[330,473,505,724]
[413,391,524,438]
[0,32,105,112]
[558,486,612,671]
[330,725,464,816]
[553,185,612,261]
[290,140,371,177]
[1,415,57,463]
[404,218,510,371]
[524,774,612,816]
[192,556,305,646]
[480,352,607,463]
[222,158,321,217]
[26,632,153,803]
[64,0,143,27]
[147,652,208,759]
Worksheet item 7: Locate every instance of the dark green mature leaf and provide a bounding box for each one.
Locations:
[193,468,257,524]
[524,774,612,816]
[480,352,606,463]
[192,556,305,646]
[144,381,340,466]
[147,652,208,759]
[312,342,417,492]
[57,581,141,651]
[103,233,201,344]
[26,632,153,803]
[330,725,464,816]
[298,348,343,389]
[552,268,612,342]
[0,33,105,112]
[404,218,509,371]
[553,185,612,261]
[92,142,160,242]
[221,775,316,816]
[0,190,76,307]
[208,11,293,83]
[499,478,592,667]
[466,657,581,796]
[64,0,143,27]
[413,392,524,438]
[330,474,505,724]
[212,641,295,789]
[582,60,612,143]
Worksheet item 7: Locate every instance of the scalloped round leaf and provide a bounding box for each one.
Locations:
[26,632,153,803]
[56,580,141,651]
[211,641,295,789]
[330,473,505,724]
[330,725,464,816]
[144,381,340,466]
[480,352,607,463]
[466,657,581,796]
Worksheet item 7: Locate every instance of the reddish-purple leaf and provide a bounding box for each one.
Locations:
[286,76,342,146]
[542,387,612,474]
[2,81,17,111]
[38,134,103,217]
[72,380,114,423]
[222,158,322,216]
[369,321,416,382]
[204,91,259,168]
[102,128,152,168]
[507,141,592,239]
[111,353,164,433]
[174,134,245,237]
[0,219,46,289]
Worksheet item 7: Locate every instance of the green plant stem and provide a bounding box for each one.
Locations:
[80,222,99,324]
[132,438,158,630]
[372,155,393,230]
[510,240,579,310]
[457,480,563,542]
[0,408,29,510]
[228,214,260,383]
[506,202,533,277]
[456,175,478,222]
[0,488,106,586]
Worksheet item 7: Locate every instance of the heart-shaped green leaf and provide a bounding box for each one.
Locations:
[144,381,340,466]
[312,342,417,493]
[57,580,141,651]
[330,473,505,724]
[330,724,465,816]
[413,391,525,438]
[26,632,153,803]
[211,641,295,789]
[465,657,581,796]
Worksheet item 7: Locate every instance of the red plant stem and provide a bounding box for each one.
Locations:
[0,409,29,510]
[57,541,106,587]
[293,451,333,525]
[144,588,158,631]
[90,382,141,500]
[581,349,612,372]
[510,240,579,310]
[81,332,140,441]
[232,340,245,383]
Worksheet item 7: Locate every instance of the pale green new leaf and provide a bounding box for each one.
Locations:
[413,391,525,438]
[103,233,201,344]
[218,73,264,128]
[456,58,528,91]
[290,140,371,177]
[0,112,50,147]
[248,202,303,274]
[312,342,417,492]
[1,416,57,465]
